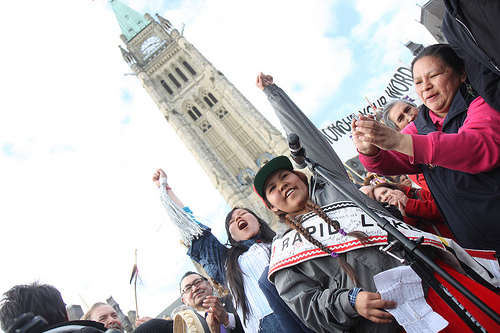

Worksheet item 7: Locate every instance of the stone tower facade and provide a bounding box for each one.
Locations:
[110,0,287,222]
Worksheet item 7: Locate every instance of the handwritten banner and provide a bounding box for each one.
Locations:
[321,61,420,143]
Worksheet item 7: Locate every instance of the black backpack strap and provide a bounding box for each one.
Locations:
[7,313,48,333]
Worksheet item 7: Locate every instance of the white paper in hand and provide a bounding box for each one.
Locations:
[374,265,448,333]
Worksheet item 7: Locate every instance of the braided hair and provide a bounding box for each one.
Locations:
[284,200,368,286]
[305,200,368,244]
[265,171,369,286]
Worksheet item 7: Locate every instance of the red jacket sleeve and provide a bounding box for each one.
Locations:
[409,97,500,173]
[361,97,500,175]
[403,186,444,223]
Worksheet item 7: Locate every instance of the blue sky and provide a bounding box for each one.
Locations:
[0,0,437,322]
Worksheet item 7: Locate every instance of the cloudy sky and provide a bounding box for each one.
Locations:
[0,0,437,323]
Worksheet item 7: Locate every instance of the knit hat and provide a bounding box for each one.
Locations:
[132,319,173,333]
[253,156,293,200]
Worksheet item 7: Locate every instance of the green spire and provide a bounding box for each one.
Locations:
[109,0,151,41]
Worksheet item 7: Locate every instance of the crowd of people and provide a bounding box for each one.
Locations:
[2,2,500,333]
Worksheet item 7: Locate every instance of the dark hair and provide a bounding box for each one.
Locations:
[263,170,367,286]
[179,271,206,293]
[394,174,410,184]
[0,282,68,332]
[410,44,465,77]
[224,208,275,324]
[133,318,173,333]
[372,182,416,199]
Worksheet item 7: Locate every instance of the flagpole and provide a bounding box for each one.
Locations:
[132,249,139,318]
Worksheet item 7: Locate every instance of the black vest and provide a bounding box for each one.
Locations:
[414,84,500,252]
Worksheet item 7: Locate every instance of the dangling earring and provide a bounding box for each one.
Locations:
[466,83,476,97]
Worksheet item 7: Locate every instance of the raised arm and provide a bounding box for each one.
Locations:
[257,73,385,211]
[153,168,228,284]
[257,73,347,179]
[153,168,185,207]
[153,168,204,244]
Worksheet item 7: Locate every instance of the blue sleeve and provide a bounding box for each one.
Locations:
[185,210,229,285]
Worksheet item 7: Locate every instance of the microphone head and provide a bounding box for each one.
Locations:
[287,133,300,150]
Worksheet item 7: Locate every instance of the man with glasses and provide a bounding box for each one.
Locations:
[179,271,243,333]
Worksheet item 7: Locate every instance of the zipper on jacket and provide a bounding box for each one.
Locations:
[455,16,500,73]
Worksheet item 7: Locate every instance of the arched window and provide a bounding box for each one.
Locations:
[188,110,197,121]
[169,74,181,88]
[204,97,214,107]
[202,91,218,107]
[175,68,188,82]
[192,106,202,118]
[161,80,173,95]
[208,93,218,104]
[183,61,196,75]
[187,104,202,121]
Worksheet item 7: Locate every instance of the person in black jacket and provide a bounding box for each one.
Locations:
[0,282,106,333]
[442,0,500,111]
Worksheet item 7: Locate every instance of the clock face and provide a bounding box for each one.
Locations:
[141,36,162,55]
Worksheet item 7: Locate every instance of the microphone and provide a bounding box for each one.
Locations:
[287,133,307,169]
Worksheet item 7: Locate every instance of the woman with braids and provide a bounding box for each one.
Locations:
[255,73,500,333]
[152,169,312,333]
[253,154,406,333]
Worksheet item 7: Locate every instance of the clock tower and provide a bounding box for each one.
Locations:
[110,0,287,223]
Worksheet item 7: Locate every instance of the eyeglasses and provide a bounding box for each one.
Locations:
[181,278,206,295]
